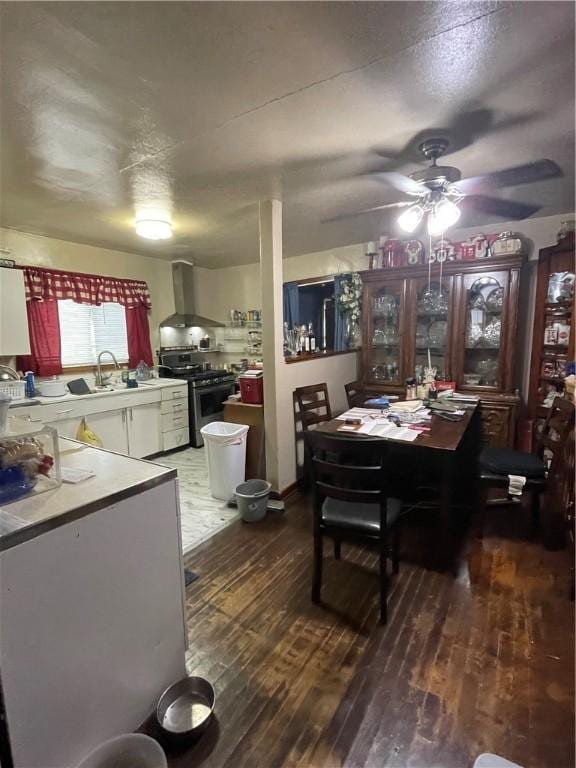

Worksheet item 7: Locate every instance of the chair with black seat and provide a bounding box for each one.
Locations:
[295,383,332,431]
[305,430,402,624]
[478,396,575,536]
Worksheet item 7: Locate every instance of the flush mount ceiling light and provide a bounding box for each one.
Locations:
[135,216,173,240]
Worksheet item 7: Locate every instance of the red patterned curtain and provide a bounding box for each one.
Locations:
[126,305,154,367]
[17,267,153,374]
[21,266,152,309]
[17,300,63,376]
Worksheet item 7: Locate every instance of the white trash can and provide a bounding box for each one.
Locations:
[74,734,167,768]
[200,421,249,500]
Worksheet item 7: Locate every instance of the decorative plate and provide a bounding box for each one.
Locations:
[472,234,489,259]
[470,292,486,310]
[482,319,501,346]
[431,240,456,263]
[485,287,504,311]
[466,323,483,346]
[404,239,424,266]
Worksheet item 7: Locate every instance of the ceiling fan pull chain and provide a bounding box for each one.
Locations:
[439,231,444,294]
[427,233,432,293]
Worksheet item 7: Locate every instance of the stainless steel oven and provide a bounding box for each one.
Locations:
[190,379,235,447]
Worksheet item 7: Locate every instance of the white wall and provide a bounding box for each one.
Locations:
[0,227,175,353]
[193,243,368,321]
[276,351,359,491]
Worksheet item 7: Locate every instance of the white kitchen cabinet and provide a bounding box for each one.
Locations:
[9,381,189,457]
[86,409,129,454]
[127,402,161,458]
[162,427,190,451]
[44,416,80,440]
[0,267,30,356]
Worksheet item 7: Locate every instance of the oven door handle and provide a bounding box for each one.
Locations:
[194,383,234,395]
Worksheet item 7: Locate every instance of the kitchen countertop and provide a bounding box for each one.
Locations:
[0,438,177,551]
[8,378,188,408]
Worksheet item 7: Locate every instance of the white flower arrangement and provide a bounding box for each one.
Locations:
[337,272,363,323]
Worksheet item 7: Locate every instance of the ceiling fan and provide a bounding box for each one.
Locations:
[324,137,562,234]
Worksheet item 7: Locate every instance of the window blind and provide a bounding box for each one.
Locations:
[58,300,129,367]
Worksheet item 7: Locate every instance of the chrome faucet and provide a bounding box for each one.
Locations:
[95,350,120,387]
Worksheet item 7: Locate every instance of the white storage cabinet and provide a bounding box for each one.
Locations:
[13,383,188,458]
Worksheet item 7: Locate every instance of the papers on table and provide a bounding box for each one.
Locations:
[336,408,384,421]
[389,400,424,413]
[361,422,423,441]
[335,408,425,441]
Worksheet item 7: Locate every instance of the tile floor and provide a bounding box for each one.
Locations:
[158,447,239,554]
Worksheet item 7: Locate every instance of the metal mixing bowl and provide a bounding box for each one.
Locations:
[156,676,215,742]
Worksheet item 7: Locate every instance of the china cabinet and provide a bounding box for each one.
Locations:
[528,232,575,420]
[360,254,524,447]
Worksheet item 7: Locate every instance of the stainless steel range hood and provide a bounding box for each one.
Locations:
[160,261,224,328]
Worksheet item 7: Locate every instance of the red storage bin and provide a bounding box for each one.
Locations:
[239,374,264,404]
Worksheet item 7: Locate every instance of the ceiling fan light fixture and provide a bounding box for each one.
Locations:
[398,204,424,233]
[427,198,461,236]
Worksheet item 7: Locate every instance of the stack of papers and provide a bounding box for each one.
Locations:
[336,408,383,421]
[363,422,422,442]
[337,418,423,442]
[390,400,424,413]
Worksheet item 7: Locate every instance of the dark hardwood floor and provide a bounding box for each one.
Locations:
[166,495,574,768]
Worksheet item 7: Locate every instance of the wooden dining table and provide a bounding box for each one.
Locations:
[315,405,482,570]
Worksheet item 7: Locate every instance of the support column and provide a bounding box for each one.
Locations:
[259,199,284,491]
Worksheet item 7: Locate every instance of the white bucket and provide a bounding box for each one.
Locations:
[74,734,167,768]
[200,421,249,500]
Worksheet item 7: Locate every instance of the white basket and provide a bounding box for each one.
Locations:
[0,381,26,399]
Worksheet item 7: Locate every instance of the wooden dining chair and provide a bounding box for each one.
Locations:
[295,383,332,431]
[305,430,402,624]
[344,380,365,408]
[477,396,575,537]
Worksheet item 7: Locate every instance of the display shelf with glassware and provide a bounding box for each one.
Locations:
[369,284,403,384]
[528,231,575,420]
[360,254,524,447]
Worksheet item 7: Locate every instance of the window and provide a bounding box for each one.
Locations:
[283,279,335,352]
[58,300,129,367]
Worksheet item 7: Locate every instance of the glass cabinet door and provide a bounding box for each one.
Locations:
[367,282,404,385]
[461,272,507,389]
[413,278,452,381]
[537,269,575,407]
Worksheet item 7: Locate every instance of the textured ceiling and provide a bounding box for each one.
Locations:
[0,1,574,268]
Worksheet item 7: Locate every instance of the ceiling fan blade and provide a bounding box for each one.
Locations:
[464,195,541,220]
[457,159,562,194]
[322,200,412,223]
[365,171,423,196]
